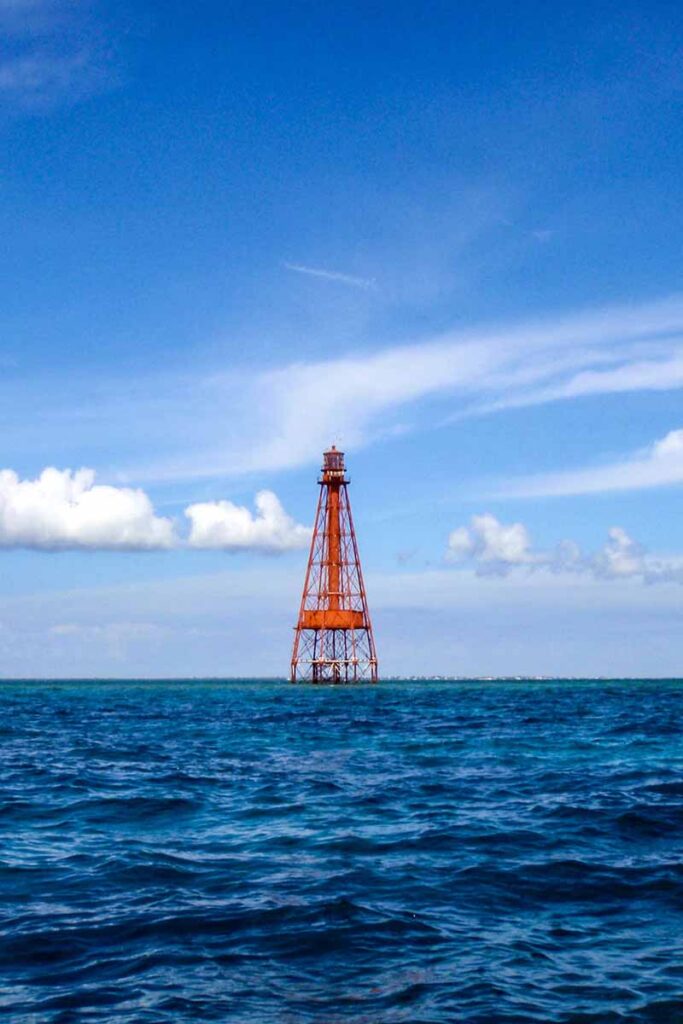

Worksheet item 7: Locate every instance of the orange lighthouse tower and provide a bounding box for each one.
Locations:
[291,446,378,683]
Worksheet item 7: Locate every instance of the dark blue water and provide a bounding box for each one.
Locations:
[1,680,683,1022]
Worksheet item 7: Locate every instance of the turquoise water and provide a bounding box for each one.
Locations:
[1,678,682,1022]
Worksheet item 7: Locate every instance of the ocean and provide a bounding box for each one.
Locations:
[1,678,682,1022]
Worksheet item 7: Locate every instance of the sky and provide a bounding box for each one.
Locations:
[1,0,682,677]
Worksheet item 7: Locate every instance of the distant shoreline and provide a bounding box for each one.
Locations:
[1,676,682,684]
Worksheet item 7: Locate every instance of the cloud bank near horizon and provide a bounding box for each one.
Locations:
[1,467,681,590]
[447,513,683,585]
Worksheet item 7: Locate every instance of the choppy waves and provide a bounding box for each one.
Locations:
[1,679,683,1021]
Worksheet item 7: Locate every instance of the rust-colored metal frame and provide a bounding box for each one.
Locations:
[290,449,378,683]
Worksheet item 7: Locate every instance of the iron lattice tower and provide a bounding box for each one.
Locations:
[291,447,378,683]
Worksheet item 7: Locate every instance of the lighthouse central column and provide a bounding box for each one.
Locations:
[327,482,341,612]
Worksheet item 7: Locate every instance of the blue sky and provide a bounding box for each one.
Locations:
[1,0,683,676]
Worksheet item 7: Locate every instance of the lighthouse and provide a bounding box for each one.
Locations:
[290,447,378,683]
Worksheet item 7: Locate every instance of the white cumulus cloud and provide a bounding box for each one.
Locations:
[0,467,175,550]
[446,514,683,585]
[0,468,310,554]
[447,513,543,574]
[186,490,311,553]
[593,527,646,579]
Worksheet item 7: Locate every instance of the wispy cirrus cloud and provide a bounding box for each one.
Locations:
[474,346,683,417]
[283,262,377,290]
[0,0,116,111]
[0,0,54,33]
[499,428,683,498]
[0,50,98,103]
[130,292,683,483]
[6,294,683,485]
